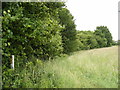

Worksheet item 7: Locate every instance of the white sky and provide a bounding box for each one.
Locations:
[65,0,119,40]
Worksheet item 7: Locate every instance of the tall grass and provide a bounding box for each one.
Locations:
[41,46,118,88]
[3,46,118,88]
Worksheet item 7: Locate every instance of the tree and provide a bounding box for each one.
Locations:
[94,26,112,47]
[76,31,98,50]
[58,8,78,54]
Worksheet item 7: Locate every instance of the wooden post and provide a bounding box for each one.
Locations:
[11,55,14,70]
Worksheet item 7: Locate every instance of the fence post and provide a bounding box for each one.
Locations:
[11,55,14,70]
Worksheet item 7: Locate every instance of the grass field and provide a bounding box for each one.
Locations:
[5,46,118,88]
[40,46,118,88]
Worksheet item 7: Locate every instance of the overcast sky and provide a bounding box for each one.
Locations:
[65,0,119,40]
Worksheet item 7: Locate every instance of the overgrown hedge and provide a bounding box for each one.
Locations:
[2,2,65,68]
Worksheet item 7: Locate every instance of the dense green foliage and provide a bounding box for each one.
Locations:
[2,2,115,88]
[58,8,78,53]
[2,2,65,67]
[77,31,98,50]
[76,26,113,50]
[94,26,113,47]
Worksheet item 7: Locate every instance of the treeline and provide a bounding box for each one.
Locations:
[2,2,114,68]
[77,26,113,50]
[2,2,77,67]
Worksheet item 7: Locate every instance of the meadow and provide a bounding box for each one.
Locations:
[41,46,118,88]
[3,46,118,88]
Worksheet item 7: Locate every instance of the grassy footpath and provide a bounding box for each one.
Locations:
[3,46,118,88]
